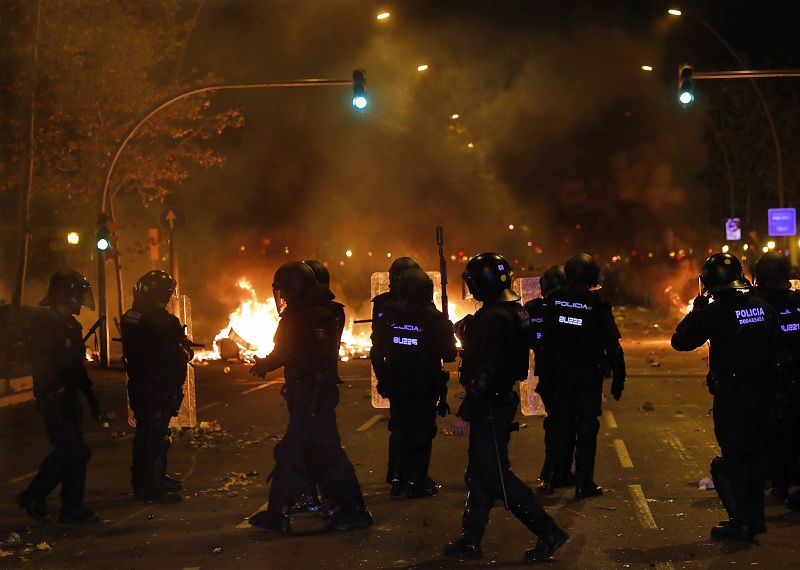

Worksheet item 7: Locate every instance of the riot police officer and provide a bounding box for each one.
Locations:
[288,259,346,517]
[370,256,421,484]
[751,253,800,506]
[17,270,101,524]
[249,262,372,533]
[371,268,457,497]
[672,252,785,540]
[121,270,192,504]
[524,265,574,493]
[542,254,625,500]
[445,253,568,562]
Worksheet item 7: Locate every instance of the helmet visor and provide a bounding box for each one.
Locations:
[272,286,287,316]
[79,285,96,310]
[461,273,475,300]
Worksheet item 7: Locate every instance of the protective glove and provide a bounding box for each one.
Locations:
[611,378,624,401]
[692,294,710,311]
[250,357,270,378]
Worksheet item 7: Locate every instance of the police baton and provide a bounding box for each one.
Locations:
[436,225,449,320]
[488,400,510,510]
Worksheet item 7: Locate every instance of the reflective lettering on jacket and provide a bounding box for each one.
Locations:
[554,300,592,310]
[393,336,419,346]
[558,315,583,326]
[735,307,765,325]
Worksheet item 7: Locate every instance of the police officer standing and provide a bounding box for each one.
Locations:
[445,253,568,562]
[672,252,785,540]
[371,268,457,497]
[17,270,101,524]
[542,254,625,500]
[524,266,575,494]
[121,270,193,504]
[249,262,372,533]
[371,256,421,485]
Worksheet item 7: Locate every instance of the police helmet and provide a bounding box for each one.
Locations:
[462,252,520,303]
[273,261,317,307]
[564,254,600,287]
[754,252,791,290]
[133,270,177,308]
[540,265,566,297]
[39,270,95,314]
[700,252,749,293]
[397,268,434,304]
[388,257,421,291]
[303,259,330,286]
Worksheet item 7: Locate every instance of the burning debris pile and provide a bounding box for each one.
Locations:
[194,278,372,363]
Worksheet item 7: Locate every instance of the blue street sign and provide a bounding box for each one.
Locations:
[725,218,741,241]
[768,208,796,237]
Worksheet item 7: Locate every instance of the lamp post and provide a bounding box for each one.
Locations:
[95,76,360,367]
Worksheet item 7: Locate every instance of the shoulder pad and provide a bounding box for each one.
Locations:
[122,310,142,324]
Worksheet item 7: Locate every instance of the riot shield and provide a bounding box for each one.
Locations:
[512,277,546,417]
[369,271,441,409]
[127,294,197,428]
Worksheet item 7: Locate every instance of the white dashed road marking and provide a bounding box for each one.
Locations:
[240,379,285,395]
[628,484,658,529]
[356,414,383,432]
[604,410,618,429]
[613,439,634,468]
[237,503,268,529]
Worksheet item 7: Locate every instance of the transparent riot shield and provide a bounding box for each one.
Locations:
[369,271,441,409]
[127,294,197,428]
[512,277,545,417]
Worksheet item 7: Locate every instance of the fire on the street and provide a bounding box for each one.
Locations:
[194,278,373,363]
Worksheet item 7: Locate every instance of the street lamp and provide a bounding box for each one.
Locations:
[417,64,429,72]
[376,11,390,20]
[67,231,80,245]
[668,9,682,16]
[641,65,653,72]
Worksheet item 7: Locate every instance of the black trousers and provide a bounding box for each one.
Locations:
[537,376,576,481]
[461,392,556,543]
[131,402,173,495]
[26,396,91,508]
[712,384,771,528]
[387,391,438,485]
[267,386,362,516]
[549,367,603,488]
[766,384,800,492]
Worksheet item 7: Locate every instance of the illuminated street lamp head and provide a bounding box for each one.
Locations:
[352,69,367,111]
[668,8,682,16]
[67,231,80,245]
[376,11,390,20]
[641,65,653,72]
[417,64,429,72]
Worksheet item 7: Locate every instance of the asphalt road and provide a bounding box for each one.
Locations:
[1,307,800,569]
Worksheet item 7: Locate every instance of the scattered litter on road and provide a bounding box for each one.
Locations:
[0,550,13,558]
[649,361,661,367]
[109,431,129,439]
[212,546,223,554]
[246,470,259,477]
[641,402,655,412]
[223,366,231,374]
[591,505,617,511]
[698,477,715,490]
[35,542,51,551]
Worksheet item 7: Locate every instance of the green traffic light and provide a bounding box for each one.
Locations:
[97,237,111,251]
[679,91,694,105]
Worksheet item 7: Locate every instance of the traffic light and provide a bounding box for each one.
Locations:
[96,228,111,252]
[352,69,367,110]
[678,64,694,105]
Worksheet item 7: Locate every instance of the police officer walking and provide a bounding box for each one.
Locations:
[445,253,568,562]
[752,253,800,503]
[121,270,193,504]
[249,262,372,533]
[672,252,785,540]
[17,270,101,524]
[524,265,575,494]
[542,254,625,500]
[371,268,457,498]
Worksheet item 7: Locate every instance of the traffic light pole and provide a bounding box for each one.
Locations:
[96,250,109,368]
[96,76,357,368]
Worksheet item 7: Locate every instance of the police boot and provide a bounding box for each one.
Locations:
[164,474,183,492]
[710,522,755,542]
[389,471,405,497]
[58,504,98,524]
[718,518,766,536]
[574,482,603,500]
[538,469,556,495]
[249,508,291,534]
[406,477,439,499]
[16,491,49,523]
[290,487,321,513]
[525,526,569,562]
[444,499,485,560]
[330,496,373,531]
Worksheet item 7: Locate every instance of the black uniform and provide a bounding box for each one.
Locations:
[23,308,98,513]
[455,301,558,546]
[672,289,784,532]
[754,287,800,497]
[121,303,192,499]
[542,284,623,491]
[372,299,457,491]
[525,295,575,485]
[257,286,365,522]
